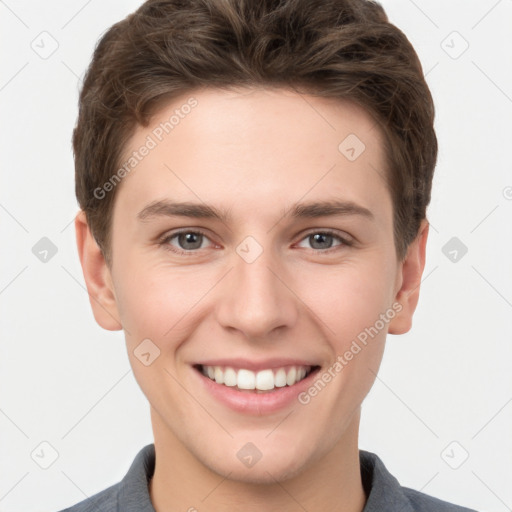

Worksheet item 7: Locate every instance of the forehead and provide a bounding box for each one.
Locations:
[114,86,391,228]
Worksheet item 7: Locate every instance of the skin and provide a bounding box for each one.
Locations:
[76,86,429,512]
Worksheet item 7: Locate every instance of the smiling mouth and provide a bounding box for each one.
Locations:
[194,364,321,393]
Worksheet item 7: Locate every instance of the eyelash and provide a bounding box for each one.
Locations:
[158,229,353,256]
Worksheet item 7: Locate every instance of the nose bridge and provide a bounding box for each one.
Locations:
[215,237,298,338]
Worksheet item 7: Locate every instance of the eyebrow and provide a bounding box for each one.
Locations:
[137,199,374,223]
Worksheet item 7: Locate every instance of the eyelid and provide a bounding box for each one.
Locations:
[298,228,353,244]
[157,228,216,255]
[158,227,353,255]
[294,228,353,252]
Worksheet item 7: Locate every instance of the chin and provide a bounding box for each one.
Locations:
[203,451,309,485]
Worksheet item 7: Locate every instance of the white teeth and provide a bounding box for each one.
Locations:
[200,364,312,391]
[255,369,274,390]
[223,367,237,387]
[274,368,287,387]
[286,367,297,386]
[214,366,224,384]
[237,369,256,389]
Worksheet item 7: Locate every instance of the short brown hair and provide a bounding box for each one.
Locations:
[73,0,437,267]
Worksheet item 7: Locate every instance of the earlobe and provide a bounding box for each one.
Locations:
[75,210,123,331]
[387,219,429,335]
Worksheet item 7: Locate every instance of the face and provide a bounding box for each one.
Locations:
[80,87,426,484]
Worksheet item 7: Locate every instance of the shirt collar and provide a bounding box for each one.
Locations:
[117,444,413,512]
[359,449,414,512]
[118,443,156,511]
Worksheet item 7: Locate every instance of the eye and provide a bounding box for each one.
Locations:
[296,230,352,252]
[159,229,214,255]
[158,229,352,256]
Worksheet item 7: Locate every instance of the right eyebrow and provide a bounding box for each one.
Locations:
[137,200,232,223]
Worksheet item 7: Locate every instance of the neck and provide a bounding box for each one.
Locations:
[148,408,367,512]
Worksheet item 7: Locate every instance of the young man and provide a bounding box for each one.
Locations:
[61,0,477,510]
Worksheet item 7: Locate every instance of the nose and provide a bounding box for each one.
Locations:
[215,244,299,341]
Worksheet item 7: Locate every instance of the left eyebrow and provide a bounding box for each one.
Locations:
[137,198,375,223]
[286,200,374,221]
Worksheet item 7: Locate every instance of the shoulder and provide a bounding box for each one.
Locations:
[55,444,155,512]
[402,486,478,512]
[56,482,120,512]
[359,449,478,512]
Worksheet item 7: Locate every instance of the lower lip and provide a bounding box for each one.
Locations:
[192,366,321,415]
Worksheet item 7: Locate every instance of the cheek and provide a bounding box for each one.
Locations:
[114,264,206,412]
[297,259,396,347]
[296,265,393,423]
[114,261,212,348]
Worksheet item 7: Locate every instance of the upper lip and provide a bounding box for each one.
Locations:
[194,358,321,372]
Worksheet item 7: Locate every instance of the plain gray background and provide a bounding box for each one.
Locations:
[1,1,511,511]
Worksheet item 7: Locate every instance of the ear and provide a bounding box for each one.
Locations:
[388,219,429,335]
[75,210,122,331]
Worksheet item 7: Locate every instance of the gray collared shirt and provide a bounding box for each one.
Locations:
[58,444,478,511]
